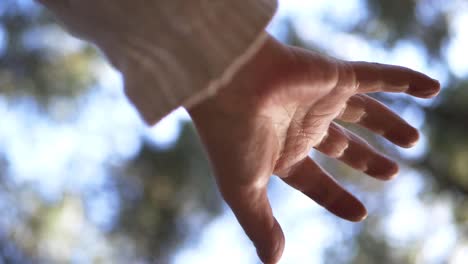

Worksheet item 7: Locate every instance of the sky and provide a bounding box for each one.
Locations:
[0,0,468,263]
[174,1,468,263]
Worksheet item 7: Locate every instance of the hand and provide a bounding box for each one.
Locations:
[188,35,440,263]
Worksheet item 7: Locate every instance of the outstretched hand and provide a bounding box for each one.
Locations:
[189,35,440,263]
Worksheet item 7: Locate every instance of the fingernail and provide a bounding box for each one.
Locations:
[430,78,441,89]
[357,212,368,222]
[403,126,420,148]
[430,78,440,86]
[420,78,441,97]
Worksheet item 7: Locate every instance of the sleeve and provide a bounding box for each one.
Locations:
[39,0,278,125]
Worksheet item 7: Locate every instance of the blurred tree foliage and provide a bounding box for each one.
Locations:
[110,124,221,263]
[282,0,468,263]
[0,1,221,263]
[0,0,96,104]
[358,0,450,59]
[0,0,467,263]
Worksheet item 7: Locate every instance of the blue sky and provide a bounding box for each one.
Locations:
[1,0,468,263]
[174,1,468,263]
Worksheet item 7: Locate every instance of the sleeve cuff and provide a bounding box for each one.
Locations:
[40,0,278,125]
[111,0,278,124]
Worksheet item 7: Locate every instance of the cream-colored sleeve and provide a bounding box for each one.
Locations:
[39,0,278,124]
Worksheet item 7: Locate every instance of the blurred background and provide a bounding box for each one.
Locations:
[0,0,467,263]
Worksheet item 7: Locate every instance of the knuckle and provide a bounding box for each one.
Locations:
[336,62,359,94]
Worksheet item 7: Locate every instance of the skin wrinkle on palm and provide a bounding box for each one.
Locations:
[189,35,440,263]
[7,2,442,260]
[179,0,465,262]
[3,0,466,263]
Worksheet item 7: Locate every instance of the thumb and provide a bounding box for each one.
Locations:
[221,185,285,263]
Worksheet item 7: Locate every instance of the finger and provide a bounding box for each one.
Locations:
[220,184,285,264]
[337,94,419,148]
[315,122,399,180]
[351,62,440,98]
[281,157,367,222]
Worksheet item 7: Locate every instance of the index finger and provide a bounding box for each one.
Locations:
[351,62,441,98]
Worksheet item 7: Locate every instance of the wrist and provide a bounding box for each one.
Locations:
[188,34,289,120]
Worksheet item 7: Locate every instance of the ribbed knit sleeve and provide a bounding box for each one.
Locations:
[39,0,278,124]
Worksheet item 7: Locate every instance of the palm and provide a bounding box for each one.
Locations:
[189,36,439,264]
